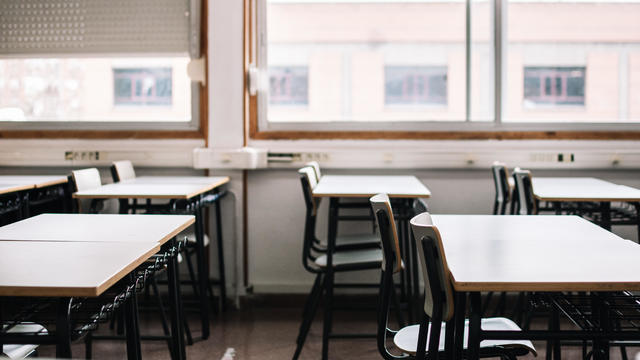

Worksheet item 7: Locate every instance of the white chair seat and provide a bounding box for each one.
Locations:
[2,323,47,359]
[393,317,536,356]
[315,248,382,268]
[336,233,379,246]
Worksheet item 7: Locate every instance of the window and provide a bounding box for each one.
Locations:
[250,0,640,137]
[523,67,585,107]
[385,66,447,106]
[0,0,203,133]
[269,66,308,105]
[114,68,173,106]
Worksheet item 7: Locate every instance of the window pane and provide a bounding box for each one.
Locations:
[0,57,190,122]
[504,1,640,122]
[266,0,466,123]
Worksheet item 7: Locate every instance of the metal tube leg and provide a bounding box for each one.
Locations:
[600,202,612,231]
[124,274,142,360]
[194,205,210,340]
[56,297,73,359]
[321,271,334,360]
[214,197,227,311]
[167,239,186,360]
[415,312,430,360]
[452,292,467,360]
[293,274,324,360]
[467,292,482,360]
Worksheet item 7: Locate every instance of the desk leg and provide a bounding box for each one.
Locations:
[452,292,467,360]
[194,205,210,340]
[600,202,612,231]
[214,194,227,311]
[167,238,186,360]
[322,197,338,360]
[467,292,482,360]
[56,297,73,359]
[124,273,142,360]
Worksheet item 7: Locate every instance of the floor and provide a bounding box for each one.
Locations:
[36,294,639,360]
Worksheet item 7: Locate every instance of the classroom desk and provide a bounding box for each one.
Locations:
[313,175,431,322]
[430,215,640,360]
[532,177,640,235]
[0,213,194,360]
[0,241,159,360]
[0,175,69,221]
[73,176,230,339]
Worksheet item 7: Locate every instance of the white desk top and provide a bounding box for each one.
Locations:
[431,215,640,292]
[0,213,195,245]
[73,182,215,200]
[313,175,431,198]
[127,176,229,188]
[532,177,640,202]
[0,241,159,297]
[0,175,68,188]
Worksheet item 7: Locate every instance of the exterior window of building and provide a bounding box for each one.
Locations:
[114,68,173,106]
[385,66,447,106]
[269,66,308,105]
[523,67,585,107]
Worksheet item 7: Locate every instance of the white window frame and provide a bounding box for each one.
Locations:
[254,0,640,134]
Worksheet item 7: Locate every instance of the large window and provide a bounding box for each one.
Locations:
[251,0,640,136]
[0,0,203,132]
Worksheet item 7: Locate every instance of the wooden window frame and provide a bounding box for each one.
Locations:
[0,0,209,143]
[244,0,640,141]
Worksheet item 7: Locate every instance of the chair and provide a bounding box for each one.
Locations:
[292,166,384,360]
[1,323,47,359]
[512,168,537,215]
[70,168,104,213]
[372,193,536,359]
[491,162,511,215]
[110,160,136,182]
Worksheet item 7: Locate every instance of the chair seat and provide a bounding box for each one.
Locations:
[393,317,536,356]
[336,233,379,247]
[2,323,47,359]
[314,248,382,269]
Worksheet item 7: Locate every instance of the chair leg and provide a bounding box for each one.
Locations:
[151,276,173,352]
[84,332,92,359]
[184,248,200,297]
[321,271,334,360]
[292,274,324,360]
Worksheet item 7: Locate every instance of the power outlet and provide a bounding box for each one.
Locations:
[64,151,101,161]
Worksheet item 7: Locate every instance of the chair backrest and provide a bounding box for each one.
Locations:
[491,161,511,215]
[71,168,102,192]
[410,212,455,322]
[512,168,537,215]
[111,160,136,182]
[298,166,321,273]
[370,193,406,360]
[305,161,322,183]
[370,193,402,274]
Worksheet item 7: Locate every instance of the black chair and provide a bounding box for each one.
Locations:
[292,166,384,360]
[492,162,511,215]
[372,193,536,360]
[512,168,537,215]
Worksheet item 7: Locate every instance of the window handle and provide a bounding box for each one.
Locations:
[248,64,260,96]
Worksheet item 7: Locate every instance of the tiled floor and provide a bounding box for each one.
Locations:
[37,295,639,359]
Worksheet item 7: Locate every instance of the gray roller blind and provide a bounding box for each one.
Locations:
[0,0,201,57]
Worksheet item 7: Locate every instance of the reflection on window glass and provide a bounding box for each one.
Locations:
[385,66,447,105]
[523,67,585,107]
[0,58,190,122]
[113,68,172,106]
[269,66,308,105]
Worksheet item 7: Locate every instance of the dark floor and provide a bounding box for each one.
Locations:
[36,294,638,360]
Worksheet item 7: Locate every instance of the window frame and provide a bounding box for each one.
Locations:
[245,0,640,140]
[0,0,208,141]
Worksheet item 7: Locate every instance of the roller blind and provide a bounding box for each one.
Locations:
[0,0,201,57]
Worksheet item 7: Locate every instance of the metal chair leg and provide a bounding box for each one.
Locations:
[292,274,324,360]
